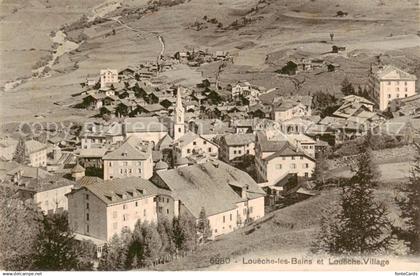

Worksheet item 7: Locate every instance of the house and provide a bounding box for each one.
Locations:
[25,140,48,167]
[100,69,118,88]
[286,133,316,158]
[0,137,18,161]
[231,81,261,99]
[219,134,255,162]
[333,95,375,119]
[188,119,233,140]
[390,94,420,117]
[151,160,265,238]
[173,132,219,162]
[123,117,168,146]
[271,99,311,122]
[369,65,417,111]
[66,177,159,245]
[5,167,75,214]
[255,130,315,185]
[102,136,153,180]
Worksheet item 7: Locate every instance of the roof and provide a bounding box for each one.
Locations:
[71,163,85,173]
[103,137,151,160]
[71,177,158,206]
[25,140,47,154]
[124,117,168,133]
[153,161,265,217]
[76,176,102,186]
[223,133,255,146]
[155,160,169,170]
[374,65,417,81]
[18,174,75,193]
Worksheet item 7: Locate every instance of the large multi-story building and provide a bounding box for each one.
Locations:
[151,160,265,238]
[66,177,159,243]
[255,130,315,185]
[100,69,118,88]
[102,136,153,180]
[369,65,417,111]
[25,140,48,167]
[173,132,219,162]
[219,133,255,162]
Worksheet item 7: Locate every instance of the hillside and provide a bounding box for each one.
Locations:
[0,0,419,124]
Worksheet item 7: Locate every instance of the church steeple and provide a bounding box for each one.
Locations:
[174,87,185,140]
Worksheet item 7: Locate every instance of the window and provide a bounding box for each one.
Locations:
[397,94,400,98]
[120,169,123,174]
[86,213,89,221]
[109,162,112,167]
[166,209,169,214]
[143,209,147,216]
[405,81,408,86]
[138,168,141,173]
[387,81,391,85]
[123,214,127,221]
[203,141,207,145]
[247,150,250,154]
[300,156,303,160]
[208,148,212,152]
[135,202,138,207]
[123,204,127,210]
[129,169,132,174]
[137,161,142,166]
[396,87,400,92]
[238,150,242,154]
[291,163,296,169]
[86,224,89,233]
[305,172,309,178]
[230,214,233,221]
[405,88,408,92]
[304,163,309,168]
[233,150,237,154]
[86,194,89,200]
[405,94,408,98]
[275,164,282,170]
[291,156,295,160]
[187,149,191,154]
[123,161,128,166]
[388,94,391,99]
[223,216,225,223]
[167,198,169,203]
[193,141,197,145]
[86,203,89,209]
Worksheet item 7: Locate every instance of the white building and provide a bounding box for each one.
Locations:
[255,131,315,185]
[286,133,316,159]
[25,140,48,167]
[151,161,265,238]
[271,100,311,122]
[123,117,168,146]
[102,136,153,180]
[66,177,158,243]
[219,133,255,162]
[173,132,219,162]
[100,69,118,88]
[369,65,417,111]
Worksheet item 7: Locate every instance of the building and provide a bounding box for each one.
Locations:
[369,65,417,111]
[271,100,311,122]
[173,87,185,141]
[151,161,265,238]
[219,133,255,162]
[173,132,219,162]
[123,117,168,146]
[286,133,316,158]
[100,69,118,88]
[4,167,75,214]
[66,177,159,244]
[25,140,48,167]
[102,136,153,180]
[255,130,315,185]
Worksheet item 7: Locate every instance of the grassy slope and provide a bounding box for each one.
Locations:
[0,0,419,124]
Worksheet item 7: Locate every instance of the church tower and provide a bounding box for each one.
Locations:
[173,87,185,140]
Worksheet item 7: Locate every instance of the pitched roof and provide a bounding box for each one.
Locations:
[375,65,417,81]
[223,133,255,146]
[124,117,168,133]
[103,137,151,160]
[72,177,158,205]
[25,140,47,154]
[153,161,265,217]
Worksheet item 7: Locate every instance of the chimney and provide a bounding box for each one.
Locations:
[241,184,249,199]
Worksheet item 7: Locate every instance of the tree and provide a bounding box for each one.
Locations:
[0,189,42,270]
[312,147,393,254]
[13,137,27,164]
[157,218,176,257]
[312,151,329,190]
[341,78,355,96]
[171,215,197,254]
[141,222,162,266]
[395,145,420,254]
[197,207,212,244]
[33,212,93,270]
[98,234,127,271]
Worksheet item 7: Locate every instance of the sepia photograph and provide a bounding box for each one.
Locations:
[0,0,419,274]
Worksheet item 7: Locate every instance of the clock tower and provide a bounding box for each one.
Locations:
[174,87,185,140]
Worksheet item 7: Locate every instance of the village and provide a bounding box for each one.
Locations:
[1,37,419,264]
